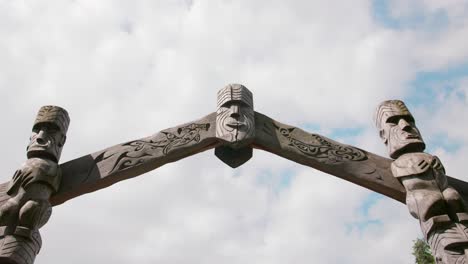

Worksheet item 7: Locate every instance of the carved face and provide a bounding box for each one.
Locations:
[27,122,66,162]
[216,84,254,148]
[375,101,425,159]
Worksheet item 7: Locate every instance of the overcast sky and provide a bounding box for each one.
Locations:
[1,0,468,263]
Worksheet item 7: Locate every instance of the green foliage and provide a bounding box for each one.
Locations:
[412,238,435,264]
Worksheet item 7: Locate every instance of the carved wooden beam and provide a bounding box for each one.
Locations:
[0,113,220,208]
[52,113,219,206]
[1,110,466,209]
[252,111,468,205]
[1,110,467,208]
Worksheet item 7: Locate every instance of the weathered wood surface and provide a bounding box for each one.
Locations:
[252,112,468,204]
[0,111,467,208]
[50,113,219,206]
[214,84,255,168]
[0,113,219,207]
[448,177,468,206]
[374,100,468,264]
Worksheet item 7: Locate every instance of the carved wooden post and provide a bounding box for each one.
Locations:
[0,106,69,264]
[375,100,468,264]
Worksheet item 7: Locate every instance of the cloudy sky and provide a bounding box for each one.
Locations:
[1,0,468,263]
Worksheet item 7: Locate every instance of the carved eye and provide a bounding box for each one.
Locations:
[386,115,414,126]
[47,127,58,133]
[386,116,398,125]
[221,101,233,108]
[279,128,288,135]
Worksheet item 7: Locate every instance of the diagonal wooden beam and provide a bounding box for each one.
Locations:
[252,112,468,204]
[1,111,467,208]
[0,113,220,207]
[52,112,220,206]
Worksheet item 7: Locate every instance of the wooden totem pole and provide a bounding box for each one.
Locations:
[0,85,466,263]
[375,100,468,263]
[0,106,69,264]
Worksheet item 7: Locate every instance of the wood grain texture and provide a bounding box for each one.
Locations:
[0,111,466,208]
[252,112,468,204]
[51,112,219,206]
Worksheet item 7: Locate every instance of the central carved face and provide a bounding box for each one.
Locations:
[375,100,425,159]
[216,84,254,148]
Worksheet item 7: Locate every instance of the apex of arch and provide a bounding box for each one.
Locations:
[215,84,255,167]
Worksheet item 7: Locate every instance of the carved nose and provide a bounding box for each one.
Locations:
[36,130,47,144]
[230,105,240,118]
[398,119,411,131]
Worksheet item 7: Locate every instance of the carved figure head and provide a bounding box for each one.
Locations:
[216,84,254,148]
[27,105,70,162]
[375,100,425,159]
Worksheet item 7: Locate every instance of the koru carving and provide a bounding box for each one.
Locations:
[375,100,468,264]
[95,123,210,174]
[0,87,468,264]
[0,106,69,264]
[276,126,367,164]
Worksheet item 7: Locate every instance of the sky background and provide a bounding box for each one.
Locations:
[1,0,468,263]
